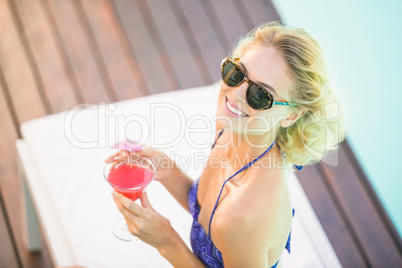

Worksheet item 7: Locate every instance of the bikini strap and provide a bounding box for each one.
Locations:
[211,129,224,150]
[207,139,276,238]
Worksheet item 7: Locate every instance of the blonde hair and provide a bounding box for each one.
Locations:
[232,21,345,170]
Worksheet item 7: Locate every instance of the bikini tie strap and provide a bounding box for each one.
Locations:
[207,138,276,238]
[211,129,224,150]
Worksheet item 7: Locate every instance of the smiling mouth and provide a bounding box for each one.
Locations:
[225,96,249,117]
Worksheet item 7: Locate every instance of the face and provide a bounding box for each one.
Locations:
[217,45,301,136]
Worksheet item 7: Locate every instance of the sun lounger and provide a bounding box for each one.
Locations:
[16,83,341,267]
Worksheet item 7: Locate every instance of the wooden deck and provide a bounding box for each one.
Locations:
[0,0,400,267]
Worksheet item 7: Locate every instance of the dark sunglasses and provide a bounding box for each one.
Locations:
[221,57,298,110]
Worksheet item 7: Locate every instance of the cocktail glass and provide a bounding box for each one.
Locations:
[104,154,156,241]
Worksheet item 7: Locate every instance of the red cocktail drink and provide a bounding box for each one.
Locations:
[107,163,154,201]
[104,155,156,241]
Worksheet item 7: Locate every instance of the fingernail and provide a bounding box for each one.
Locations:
[111,191,116,197]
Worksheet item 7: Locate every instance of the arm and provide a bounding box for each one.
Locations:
[212,189,290,268]
[158,231,206,268]
[112,192,205,268]
[159,165,194,212]
[213,213,271,267]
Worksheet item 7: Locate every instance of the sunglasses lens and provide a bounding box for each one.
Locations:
[246,85,272,110]
[222,61,244,87]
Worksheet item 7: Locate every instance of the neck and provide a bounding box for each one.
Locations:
[214,128,282,170]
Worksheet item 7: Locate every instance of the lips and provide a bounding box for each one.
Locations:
[225,96,249,117]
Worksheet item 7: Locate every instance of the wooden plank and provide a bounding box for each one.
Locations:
[232,0,255,30]
[0,67,52,268]
[237,0,281,28]
[134,0,181,90]
[297,164,368,267]
[144,0,207,89]
[13,0,79,113]
[290,173,342,266]
[0,0,47,123]
[205,0,249,48]
[343,141,402,251]
[70,0,119,102]
[168,0,213,85]
[197,0,231,51]
[175,0,227,82]
[78,0,147,100]
[42,0,111,103]
[319,142,402,266]
[0,4,47,266]
[111,0,175,93]
[265,0,281,22]
[0,50,27,268]
[0,192,20,268]
[0,1,53,264]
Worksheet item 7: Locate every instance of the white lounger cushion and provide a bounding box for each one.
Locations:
[18,82,341,267]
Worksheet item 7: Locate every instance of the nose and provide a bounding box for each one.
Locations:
[233,80,249,104]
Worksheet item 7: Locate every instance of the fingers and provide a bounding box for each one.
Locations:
[105,150,130,167]
[106,151,125,170]
[112,192,146,217]
[104,152,119,163]
[106,151,150,171]
[109,161,119,170]
[140,192,155,212]
[105,149,149,163]
[104,150,128,163]
[113,197,140,220]
[112,198,142,235]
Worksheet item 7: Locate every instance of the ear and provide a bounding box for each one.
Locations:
[280,109,306,128]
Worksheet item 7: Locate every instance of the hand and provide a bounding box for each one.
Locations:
[104,144,180,184]
[112,191,176,250]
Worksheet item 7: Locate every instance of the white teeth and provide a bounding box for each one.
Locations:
[226,100,247,116]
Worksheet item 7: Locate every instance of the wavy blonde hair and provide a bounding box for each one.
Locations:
[232,21,345,170]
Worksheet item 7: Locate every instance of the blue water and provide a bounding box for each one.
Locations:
[273,0,402,237]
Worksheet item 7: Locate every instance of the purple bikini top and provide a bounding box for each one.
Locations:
[188,129,294,267]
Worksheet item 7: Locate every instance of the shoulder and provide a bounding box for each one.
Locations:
[212,208,270,267]
[247,162,291,220]
[211,171,292,266]
[220,171,291,233]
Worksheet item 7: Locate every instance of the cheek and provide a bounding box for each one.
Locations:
[244,111,285,133]
[243,117,273,134]
[218,85,226,104]
[217,85,232,110]
[219,82,230,93]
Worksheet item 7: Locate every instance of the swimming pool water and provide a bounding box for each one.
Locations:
[273,0,402,238]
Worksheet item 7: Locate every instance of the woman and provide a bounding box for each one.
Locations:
[105,21,344,267]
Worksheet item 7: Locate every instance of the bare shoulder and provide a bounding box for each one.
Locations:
[218,164,291,225]
[211,166,292,266]
[247,162,292,217]
[212,207,270,267]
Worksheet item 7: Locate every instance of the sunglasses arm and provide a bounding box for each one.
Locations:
[273,101,299,106]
